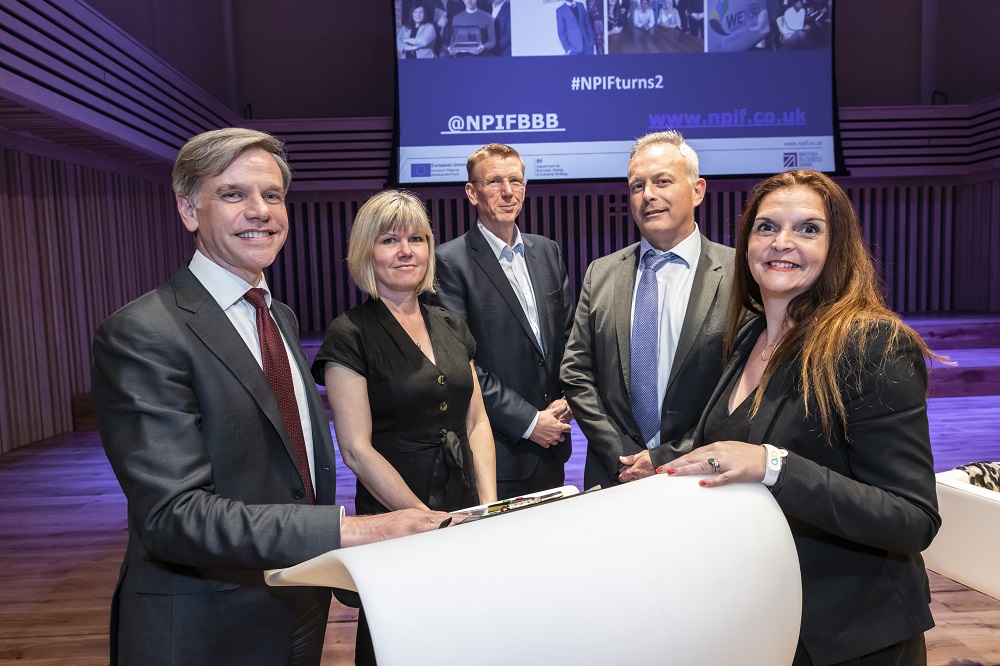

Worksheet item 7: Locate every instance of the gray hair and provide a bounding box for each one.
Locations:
[629,130,700,183]
[172,128,292,205]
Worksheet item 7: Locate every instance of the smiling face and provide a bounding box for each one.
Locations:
[372,224,430,298]
[176,148,288,285]
[627,142,706,251]
[465,155,526,241]
[747,185,829,306]
[412,5,425,22]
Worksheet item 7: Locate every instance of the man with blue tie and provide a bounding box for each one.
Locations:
[556,0,596,55]
[561,131,735,489]
[431,143,575,500]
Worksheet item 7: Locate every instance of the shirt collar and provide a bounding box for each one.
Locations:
[188,250,271,311]
[477,220,524,260]
[639,227,700,269]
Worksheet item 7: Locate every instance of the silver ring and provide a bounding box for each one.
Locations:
[707,458,720,474]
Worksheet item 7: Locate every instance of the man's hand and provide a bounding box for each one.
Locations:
[528,402,573,448]
[546,398,574,424]
[341,509,464,548]
[618,450,655,483]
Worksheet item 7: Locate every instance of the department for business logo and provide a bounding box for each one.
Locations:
[710,0,764,35]
[442,113,565,135]
[410,163,432,178]
[783,153,798,168]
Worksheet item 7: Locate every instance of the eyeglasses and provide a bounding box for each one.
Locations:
[470,177,527,190]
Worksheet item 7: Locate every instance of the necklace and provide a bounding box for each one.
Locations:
[760,335,778,362]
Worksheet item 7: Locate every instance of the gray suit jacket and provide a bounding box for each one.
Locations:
[92,266,343,665]
[560,235,735,489]
[430,227,575,482]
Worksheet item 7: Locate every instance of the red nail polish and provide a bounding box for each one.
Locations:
[666,468,676,475]
[655,465,666,474]
[699,479,707,486]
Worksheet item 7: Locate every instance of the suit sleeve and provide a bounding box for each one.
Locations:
[560,263,639,483]
[93,308,343,571]
[772,327,941,554]
[556,8,570,51]
[430,253,538,444]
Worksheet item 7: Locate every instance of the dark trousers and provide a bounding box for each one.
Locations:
[792,633,926,666]
[497,455,565,500]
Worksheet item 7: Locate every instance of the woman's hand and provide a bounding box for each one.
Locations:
[657,441,767,487]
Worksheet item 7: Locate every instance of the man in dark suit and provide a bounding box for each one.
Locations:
[556,0,596,54]
[491,0,512,56]
[430,143,575,500]
[92,128,452,665]
[561,130,735,490]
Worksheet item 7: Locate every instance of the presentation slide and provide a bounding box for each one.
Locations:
[392,0,838,184]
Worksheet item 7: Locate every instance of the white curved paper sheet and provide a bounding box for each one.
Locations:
[266,475,801,665]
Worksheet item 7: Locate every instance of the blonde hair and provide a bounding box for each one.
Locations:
[173,128,291,205]
[348,190,436,299]
[466,143,525,181]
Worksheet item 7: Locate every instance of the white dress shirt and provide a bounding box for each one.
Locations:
[630,229,701,448]
[477,221,543,440]
[188,250,316,486]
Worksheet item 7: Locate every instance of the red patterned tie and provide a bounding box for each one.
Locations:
[244,288,315,504]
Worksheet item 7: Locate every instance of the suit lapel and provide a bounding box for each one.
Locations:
[614,244,641,398]
[523,236,548,355]
[468,227,542,354]
[172,268,305,486]
[749,358,796,444]
[668,236,724,385]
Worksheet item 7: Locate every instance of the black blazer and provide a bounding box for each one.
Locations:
[93,266,343,665]
[430,227,575,481]
[560,237,735,489]
[693,317,940,665]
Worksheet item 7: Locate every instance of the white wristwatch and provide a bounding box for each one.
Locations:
[762,444,788,487]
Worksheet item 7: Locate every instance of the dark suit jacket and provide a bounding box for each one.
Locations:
[556,1,595,54]
[693,317,939,665]
[493,0,512,56]
[430,227,575,482]
[560,236,735,489]
[92,266,343,665]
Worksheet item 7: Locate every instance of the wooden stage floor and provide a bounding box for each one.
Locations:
[2,317,1000,665]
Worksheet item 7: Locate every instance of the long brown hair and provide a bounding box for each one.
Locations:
[725,170,936,440]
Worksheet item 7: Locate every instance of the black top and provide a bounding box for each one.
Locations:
[311,299,480,514]
[702,358,755,444]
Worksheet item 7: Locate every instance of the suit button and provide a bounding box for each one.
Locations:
[437,375,446,385]
[439,402,448,411]
[543,393,550,403]
[291,488,305,500]
[537,359,544,366]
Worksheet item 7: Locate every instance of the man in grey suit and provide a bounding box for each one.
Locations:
[561,130,735,490]
[430,143,575,500]
[92,128,453,665]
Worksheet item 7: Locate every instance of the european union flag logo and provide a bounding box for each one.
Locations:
[410,163,432,177]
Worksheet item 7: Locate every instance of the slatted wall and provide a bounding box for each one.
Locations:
[270,176,967,334]
[0,141,187,454]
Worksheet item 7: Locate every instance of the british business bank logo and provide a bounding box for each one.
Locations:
[410,163,432,178]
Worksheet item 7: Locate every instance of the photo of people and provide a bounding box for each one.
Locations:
[395,0,512,57]
[607,0,705,54]
[706,0,832,52]
[511,0,605,57]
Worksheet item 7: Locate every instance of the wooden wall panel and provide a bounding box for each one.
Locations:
[271,176,966,335]
[0,144,187,454]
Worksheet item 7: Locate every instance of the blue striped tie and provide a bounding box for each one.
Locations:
[630,250,681,445]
